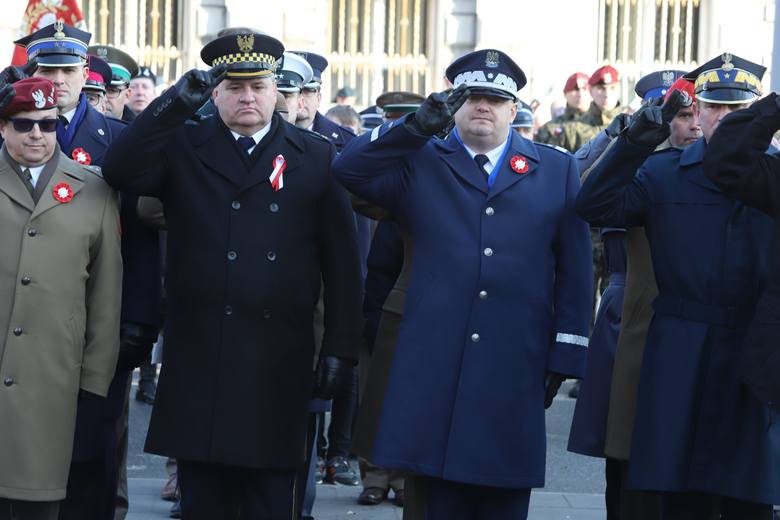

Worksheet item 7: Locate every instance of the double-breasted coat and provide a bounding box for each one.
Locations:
[333,118,593,489]
[576,134,780,505]
[0,147,121,501]
[102,86,363,469]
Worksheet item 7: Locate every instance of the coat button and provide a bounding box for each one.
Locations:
[471,333,481,343]
[231,200,241,210]
[224,305,233,316]
[3,377,13,387]
[267,251,277,261]
[484,247,493,257]
[27,228,37,237]
[269,203,279,213]
[479,290,488,299]
[485,207,495,216]
[263,309,272,319]
[13,327,22,336]
[227,251,237,261]
[21,276,31,285]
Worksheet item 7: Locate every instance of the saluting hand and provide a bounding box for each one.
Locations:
[625,90,690,147]
[408,83,471,137]
[175,64,228,111]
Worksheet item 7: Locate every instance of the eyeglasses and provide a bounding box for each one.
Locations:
[86,92,105,107]
[8,118,59,133]
[106,86,127,99]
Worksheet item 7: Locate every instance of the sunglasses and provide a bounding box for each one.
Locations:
[8,118,59,133]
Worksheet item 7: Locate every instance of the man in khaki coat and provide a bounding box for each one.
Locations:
[0,77,121,520]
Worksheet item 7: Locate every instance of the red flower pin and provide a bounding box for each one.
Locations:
[510,155,529,174]
[71,147,91,165]
[53,182,74,203]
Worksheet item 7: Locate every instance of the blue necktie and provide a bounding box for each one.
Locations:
[237,136,255,154]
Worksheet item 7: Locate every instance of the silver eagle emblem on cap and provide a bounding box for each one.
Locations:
[485,50,499,69]
[721,52,734,72]
[54,19,65,40]
[661,71,675,87]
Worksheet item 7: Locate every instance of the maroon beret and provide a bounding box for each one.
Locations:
[1,77,57,118]
[588,65,620,86]
[563,72,589,94]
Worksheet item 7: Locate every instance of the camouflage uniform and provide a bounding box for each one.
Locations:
[535,105,585,145]
[552,102,623,153]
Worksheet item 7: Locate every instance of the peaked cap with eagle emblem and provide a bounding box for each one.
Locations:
[201,32,284,79]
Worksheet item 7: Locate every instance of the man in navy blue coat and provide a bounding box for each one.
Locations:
[576,53,780,519]
[333,49,593,519]
[10,21,162,520]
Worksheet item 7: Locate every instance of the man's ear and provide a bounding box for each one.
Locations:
[82,66,89,80]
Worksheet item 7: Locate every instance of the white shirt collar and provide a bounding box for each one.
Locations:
[61,107,77,124]
[230,122,272,154]
[27,165,45,188]
[462,133,509,174]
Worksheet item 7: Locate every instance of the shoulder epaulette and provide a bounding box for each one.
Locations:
[535,142,570,155]
[82,164,103,178]
[297,127,331,144]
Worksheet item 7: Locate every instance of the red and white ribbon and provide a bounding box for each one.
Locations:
[269,154,286,192]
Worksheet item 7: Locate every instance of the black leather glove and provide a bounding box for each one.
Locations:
[174,64,227,111]
[117,323,157,371]
[625,90,690,147]
[408,83,471,136]
[748,92,780,127]
[544,371,566,409]
[314,355,354,400]
[0,84,15,114]
[0,60,36,87]
[605,113,630,139]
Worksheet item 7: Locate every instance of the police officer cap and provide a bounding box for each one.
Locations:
[275,91,289,116]
[683,52,765,105]
[201,32,284,80]
[634,69,686,100]
[289,52,328,89]
[83,55,112,93]
[588,65,620,86]
[277,52,313,93]
[88,45,139,87]
[15,20,91,67]
[360,112,383,131]
[446,49,526,101]
[563,72,589,94]
[376,91,425,115]
[511,108,534,128]
[133,66,157,86]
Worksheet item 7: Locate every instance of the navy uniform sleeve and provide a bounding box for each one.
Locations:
[102,86,190,196]
[362,221,404,349]
[575,134,655,228]
[704,95,780,215]
[331,115,429,214]
[547,155,595,378]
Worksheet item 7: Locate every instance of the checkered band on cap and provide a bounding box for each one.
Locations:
[212,52,278,70]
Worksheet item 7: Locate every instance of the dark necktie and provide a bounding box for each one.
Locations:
[237,136,255,154]
[58,115,69,129]
[20,168,34,197]
[474,154,490,175]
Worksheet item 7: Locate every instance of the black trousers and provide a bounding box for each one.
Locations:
[317,366,359,460]
[178,460,295,520]
[661,491,772,520]
[0,499,59,520]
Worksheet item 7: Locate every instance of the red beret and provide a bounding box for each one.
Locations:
[1,77,57,118]
[563,72,589,94]
[588,65,620,86]
[664,77,696,106]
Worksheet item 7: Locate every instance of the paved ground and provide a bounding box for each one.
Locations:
[126,376,607,519]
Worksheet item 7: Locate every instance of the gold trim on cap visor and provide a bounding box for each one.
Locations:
[225,70,276,78]
[212,52,278,70]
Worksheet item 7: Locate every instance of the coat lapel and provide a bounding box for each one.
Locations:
[191,117,246,188]
[242,117,302,194]
[434,135,489,195]
[30,153,86,220]
[0,149,34,212]
[487,133,539,201]
[67,105,112,164]
[680,138,721,193]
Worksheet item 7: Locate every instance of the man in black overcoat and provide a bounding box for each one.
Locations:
[102,32,363,519]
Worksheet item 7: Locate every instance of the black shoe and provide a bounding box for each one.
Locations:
[393,489,404,507]
[135,386,155,404]
[169,500,181,518]
[357,487,386,505]
[568,381,580,399]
